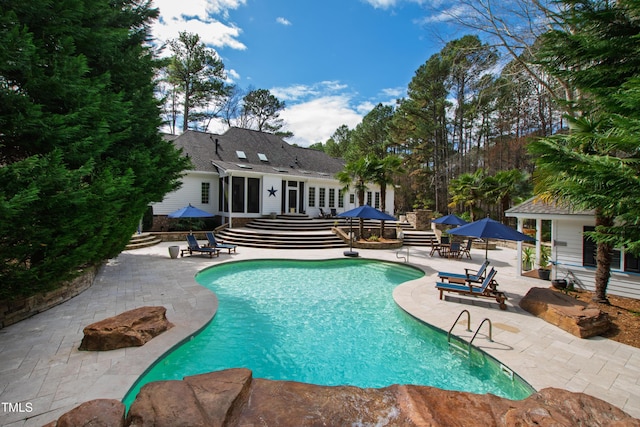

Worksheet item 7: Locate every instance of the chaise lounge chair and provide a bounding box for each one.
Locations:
[181,234,220,258]
[205,232,237,254]
[435,268,507,310]
[438,260,490,284]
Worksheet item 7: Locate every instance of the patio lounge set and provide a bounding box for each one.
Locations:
[435,260,508,310]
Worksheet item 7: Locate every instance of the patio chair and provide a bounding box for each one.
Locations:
[435,268,507,310]
[181,234,220,258]
[319,208,331,218]
[439,242,462,258]
[438,260,490,285]
[205,232,237,254]
[460,239,473,259]
[330,208,337,217]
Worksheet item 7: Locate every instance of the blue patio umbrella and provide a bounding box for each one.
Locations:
[432,214,468,226]
[337,205,397,222]
[447,217,534,259]
[337,205,396,257]
[167,204,214,232]
[167,204,215,218]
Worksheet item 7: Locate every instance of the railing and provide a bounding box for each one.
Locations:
[395,247,410,263]
[468,318,493,353]
[447,309,471,343]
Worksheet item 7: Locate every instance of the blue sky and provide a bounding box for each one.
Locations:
[152,0,460,146]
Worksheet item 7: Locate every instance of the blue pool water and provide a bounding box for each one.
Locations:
[123,259,533,406]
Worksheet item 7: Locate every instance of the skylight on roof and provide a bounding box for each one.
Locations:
[257,153,268,162]
[236,150,247,159]
[236,163,252,169]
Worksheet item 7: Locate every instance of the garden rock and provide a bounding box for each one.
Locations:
[519,287,611,338]
[79,306,173,351]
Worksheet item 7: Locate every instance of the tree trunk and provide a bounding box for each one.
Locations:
[593,212,614,303]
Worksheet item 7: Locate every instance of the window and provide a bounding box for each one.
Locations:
[236,150,247,159]
[257,153,268,162]
[338,189,344,208]
[329,188,335,208]
[201,182,210,204]
[625,252,640,273]
[247,178,260,213]
[218,177,229,212]
[319,188,326,208]
[374,192,380,209]
[309,187,316,207]
[583,226,621,269]
[366,191,373,206]
[349,194,355,204]
[232,176,245,213]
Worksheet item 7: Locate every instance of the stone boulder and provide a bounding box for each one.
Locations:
[79,306,173,351]
[519,287,611,338]
[47,369,639,426]
[43,399,125,427]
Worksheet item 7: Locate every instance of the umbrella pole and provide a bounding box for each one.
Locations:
[485,239,489,260]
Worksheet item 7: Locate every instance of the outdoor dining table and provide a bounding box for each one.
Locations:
[430,243,450,257]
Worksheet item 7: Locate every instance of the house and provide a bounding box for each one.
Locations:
[152,128,393,228]
[506,197,640,299]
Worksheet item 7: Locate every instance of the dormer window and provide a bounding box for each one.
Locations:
[236,150,247,159]
[258,153,268,162]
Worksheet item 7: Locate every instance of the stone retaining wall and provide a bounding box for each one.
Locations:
[0,265,99,329]
[405,210,433,230]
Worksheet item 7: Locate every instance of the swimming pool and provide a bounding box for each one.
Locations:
[123,258,533,406]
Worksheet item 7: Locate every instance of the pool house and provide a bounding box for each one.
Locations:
[506,197,640,299]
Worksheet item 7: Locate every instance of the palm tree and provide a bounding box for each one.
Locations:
[336,156,377,238]
[448,169,486,221]
[485,169,531,222]
[370,155,405,236]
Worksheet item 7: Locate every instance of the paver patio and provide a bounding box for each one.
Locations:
[1,242,639,425]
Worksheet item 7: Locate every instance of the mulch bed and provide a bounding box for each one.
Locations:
[554,288,640,348]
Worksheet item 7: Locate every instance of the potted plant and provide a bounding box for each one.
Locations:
[538,245,552,280]
[522,246,534,271]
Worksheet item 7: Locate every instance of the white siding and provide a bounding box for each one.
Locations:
[152,172,217,215]
[262,175,281,215]
[553,218,640,299]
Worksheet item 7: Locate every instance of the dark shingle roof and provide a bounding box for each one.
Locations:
[172,128,344,179]
[506,196,594,217]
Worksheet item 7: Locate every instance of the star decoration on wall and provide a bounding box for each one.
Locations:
[268,186,277,197]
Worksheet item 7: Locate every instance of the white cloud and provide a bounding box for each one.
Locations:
[151,0,247,50]
[276,17,292,26]
[271,81,350,102]
[361,0,431,9]
[281,96,364,147]
[380,87,404,98]
[362,0,398,9]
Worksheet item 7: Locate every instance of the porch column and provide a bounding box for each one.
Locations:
[516,218,524,276]
[227,172,233,228]
[535,218,542,268]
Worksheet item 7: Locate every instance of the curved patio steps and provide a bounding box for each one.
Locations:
[125,232,162,250]
[217,214,434,249]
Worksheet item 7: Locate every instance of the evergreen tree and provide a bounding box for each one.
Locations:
[0,0,190,297]
[531,0,640,302]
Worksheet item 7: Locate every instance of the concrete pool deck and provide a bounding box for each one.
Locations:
[1,242,639,425]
